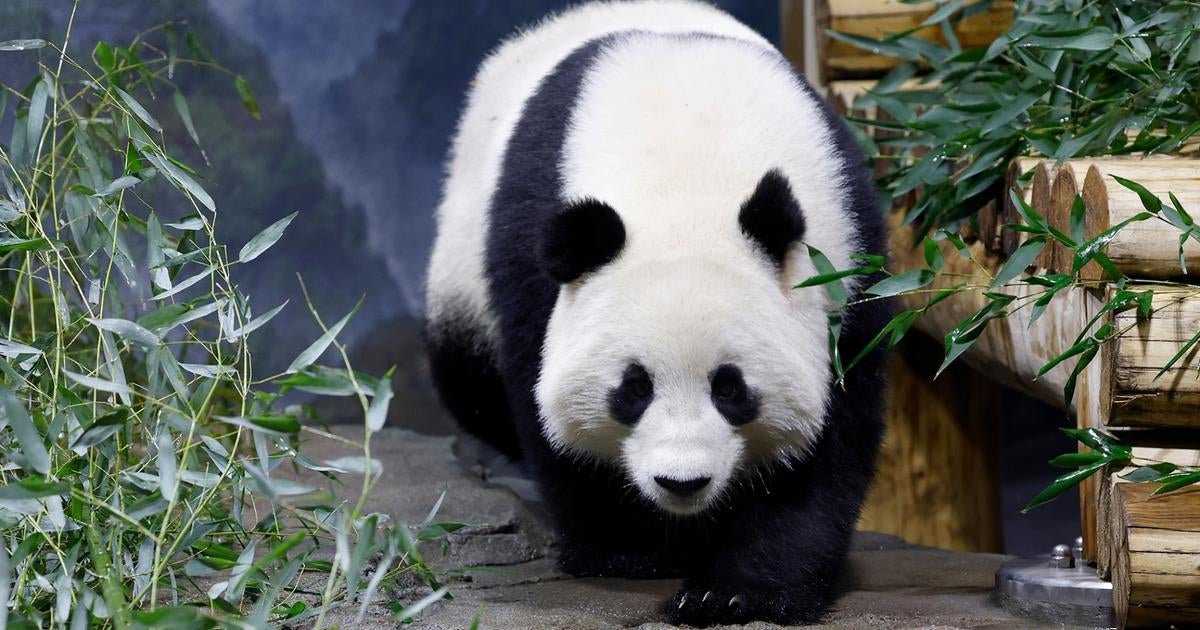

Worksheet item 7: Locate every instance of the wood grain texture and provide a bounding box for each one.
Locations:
[999,157,1039,257]
[889,211,1102,410]
[1109,483,1200,628]
[1080,158,1200,279]
[816,0,1014,81]
[1102,284,1200,428]
[780,0,807,82]
[858,333,1002,552]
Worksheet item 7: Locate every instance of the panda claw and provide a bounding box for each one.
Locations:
[701,590,713,603]
[677,592,689,610]
[728,594,745,611]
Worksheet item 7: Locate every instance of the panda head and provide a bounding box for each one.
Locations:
[535,170,832,516]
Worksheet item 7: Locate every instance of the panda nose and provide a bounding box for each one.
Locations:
[654,476,711,496]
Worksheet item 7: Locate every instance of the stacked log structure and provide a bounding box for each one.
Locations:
[855,100,1200,627]
[900,155,1200,626]
[796,3,1200,622]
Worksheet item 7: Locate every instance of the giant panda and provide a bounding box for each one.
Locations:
[424,0,888,625]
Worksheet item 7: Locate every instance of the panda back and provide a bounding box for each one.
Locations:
[424,0,768,349]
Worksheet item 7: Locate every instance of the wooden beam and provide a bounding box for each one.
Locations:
[780,0,808,80]
[816,0,1014,81]
[859,333,1002,552]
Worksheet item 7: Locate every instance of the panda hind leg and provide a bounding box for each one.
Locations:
[426,327,522,461]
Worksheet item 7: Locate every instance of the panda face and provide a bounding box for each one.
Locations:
[535,253,832,516]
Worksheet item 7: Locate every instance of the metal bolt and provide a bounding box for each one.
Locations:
[1073,536,1085,568]
[1050,543,1074,569]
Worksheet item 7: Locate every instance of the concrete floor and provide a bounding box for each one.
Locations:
[293,427,1080,629]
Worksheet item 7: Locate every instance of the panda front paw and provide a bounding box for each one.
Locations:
[666,584,823,627]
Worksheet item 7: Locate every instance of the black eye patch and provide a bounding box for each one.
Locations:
[710,364,759,426]
[608,363,654,426]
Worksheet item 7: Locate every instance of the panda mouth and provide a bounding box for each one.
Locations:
[649,479,716,515]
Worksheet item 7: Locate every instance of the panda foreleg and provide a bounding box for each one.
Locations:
[668,362,886,626]
[534,454,684,579]
[666,483,859,625]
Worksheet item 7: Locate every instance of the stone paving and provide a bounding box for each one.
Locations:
[294,427,1057,629]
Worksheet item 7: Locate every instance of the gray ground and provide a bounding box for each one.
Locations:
[294,427,1053,629]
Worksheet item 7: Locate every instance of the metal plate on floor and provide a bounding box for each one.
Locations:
[993,555,1114,628]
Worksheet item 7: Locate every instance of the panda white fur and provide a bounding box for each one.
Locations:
[424,1,888,625]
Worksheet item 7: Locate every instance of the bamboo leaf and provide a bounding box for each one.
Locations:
[1072,212,1153,273]
[115,87,162,132]
[0,384,50,474]
[1154,326,1200,381]
[70,408,130,450]
[62,370,133,396]
[1152,470,1200,495]
[865,269,935,297]
[88,317,159,349]
[156,424,177,502]
[234,75,261,119]
[1023,459,1109,512]
[26,78,48,159]
[1111,175,1163,213]
[366,367,395,433]
[393,587,450,623]
[142,152,214,212]
[239,211,297,263]
[216,414,300,436]
[991,236,1045,287]
[0,39,47,51]
[1121,463,1176,482]
[0,237,50,254]
[286,300,361,373]
[1049,451,1104,468]
[226,300,288,342]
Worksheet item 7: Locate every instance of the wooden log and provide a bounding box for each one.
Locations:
[998,157,1040,257]
[1081,159,1200,279]
[780,0,809,80]
[1100,283,1200,428]
[859,333,1002,552]
[1109,482,1200,628]
[1048,162,1093,273]
[889,211,1102,409]
[1075,285,1108,563]
[1029,161,1058,268]
[1099,444,1200,576]
[816,0,1014,82]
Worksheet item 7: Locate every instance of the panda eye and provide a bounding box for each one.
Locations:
[623,364,653,400]
[711,365,745,400]
[608,363,654,426]
[710,364,758,426]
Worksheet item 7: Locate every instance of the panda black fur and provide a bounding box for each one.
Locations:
[425,1,888,625]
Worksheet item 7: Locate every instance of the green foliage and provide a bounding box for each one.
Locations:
[0,17,453,629]
[852,0,1200,236]
[807,0,1200,508]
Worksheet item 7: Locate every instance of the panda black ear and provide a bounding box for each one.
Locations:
[739,169,806,268]
[537,198,626,283]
